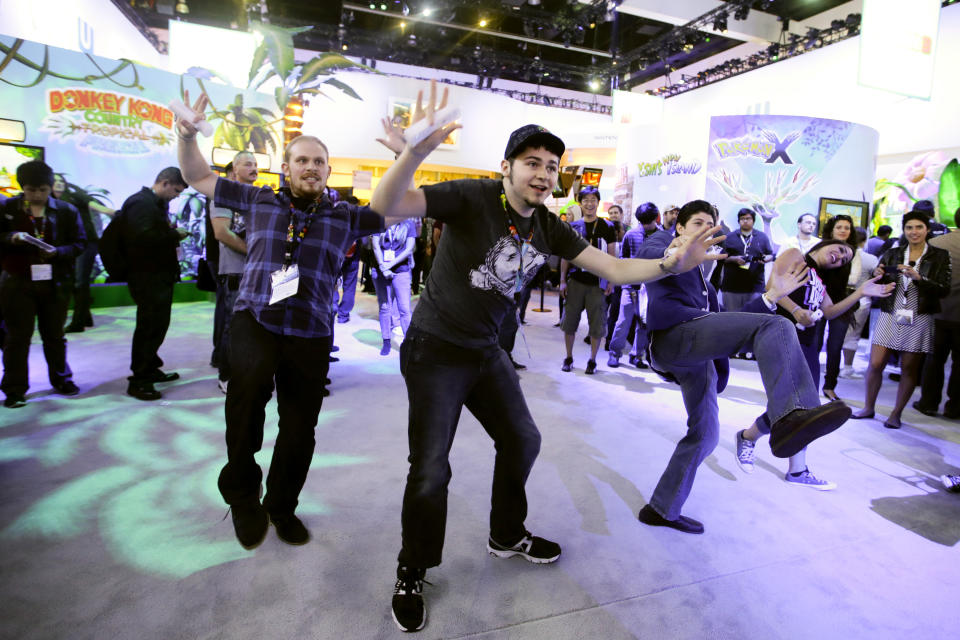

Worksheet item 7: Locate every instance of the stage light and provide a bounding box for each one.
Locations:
[733,2,750,21]
[342,43,349,50]
[588,79,600,91]
[479,18,487,27]
[422,7,432,16]
[175,1,189,14]
[713,11,728,33]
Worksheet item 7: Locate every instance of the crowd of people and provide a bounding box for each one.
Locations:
[2,80,959,634]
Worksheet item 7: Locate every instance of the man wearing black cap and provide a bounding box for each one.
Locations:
[371,81,728,633]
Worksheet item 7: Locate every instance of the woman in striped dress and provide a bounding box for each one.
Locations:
[851,211,952,428]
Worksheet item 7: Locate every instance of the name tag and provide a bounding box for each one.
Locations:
[383,249,396,263]
[31,264,53,281]
[269,264,300,305]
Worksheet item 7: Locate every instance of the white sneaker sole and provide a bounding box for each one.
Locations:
[785,479,837,491]
[486,544,560,564]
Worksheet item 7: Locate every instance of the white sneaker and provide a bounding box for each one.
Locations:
[785,468,836,490]
[217,379,228,394]
[735,430,756,474]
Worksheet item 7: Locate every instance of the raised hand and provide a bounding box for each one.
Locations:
[407,80,462,158]
[376,116,406,155]
[175,89,210,139]
[766,261,809,302]
[859,274,896,297]
[667,225,727,274]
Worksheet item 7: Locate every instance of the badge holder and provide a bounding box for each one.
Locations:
[269,264,300,305]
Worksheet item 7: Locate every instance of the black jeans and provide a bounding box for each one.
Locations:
[822,316,850,391]
[69,240,98,326]
[398,327,542,568]
[213,274,241,381]
[919,319,960,413]
[218,311,331,516]
[127,272,175,380]
[0,273,73,396]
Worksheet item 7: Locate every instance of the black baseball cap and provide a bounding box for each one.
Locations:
[504,124,565,161]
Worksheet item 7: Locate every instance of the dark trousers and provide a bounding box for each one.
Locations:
[797,320,826,389]
[605,286,621,344]
[218,311,331,515]
[919,319,960,413]
[213,274,242,381]
[337,254,360,320]
[822,316,850,391]
[0,273,73,396]
[68,240,98,327]
[127,272,174,380]
[398,327,542,568]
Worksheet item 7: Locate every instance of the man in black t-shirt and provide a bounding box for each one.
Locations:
[559,186,617,374]
[370,81,728,634]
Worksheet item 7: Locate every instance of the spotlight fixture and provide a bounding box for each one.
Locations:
[479,18,488,28]
[733,2,750,21]
[174,0,189,14]
[588,78,600,91]
[713,11,728,33]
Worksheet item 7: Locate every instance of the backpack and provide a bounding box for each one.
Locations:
[98,210,128,282]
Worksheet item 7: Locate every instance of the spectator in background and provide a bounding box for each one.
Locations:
[719,208,774,359]
[336,195,364,323]
[852,211,952,429]
[914,220,960,419]
[778,213,820,256]
[661,204,679,234]
[372,218,417,355]
[603,204,626,350]
[121,167,190,401]
[839,227,880,379]
[866,225,892,257]
[0,161,85,408]
[819,215,860,400]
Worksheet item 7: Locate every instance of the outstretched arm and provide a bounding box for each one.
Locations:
[175,90,218,199]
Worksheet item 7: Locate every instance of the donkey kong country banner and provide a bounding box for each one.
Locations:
[0,35,281,281]
[704,115,879,247]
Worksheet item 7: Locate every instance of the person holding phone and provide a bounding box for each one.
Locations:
[851,211,951,428]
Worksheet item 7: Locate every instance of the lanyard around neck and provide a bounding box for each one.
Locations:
[283,200,318,268]
[500,189,534,296]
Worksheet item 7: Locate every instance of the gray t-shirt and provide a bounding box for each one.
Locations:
[210,205,246,275]
[414,178,587,348]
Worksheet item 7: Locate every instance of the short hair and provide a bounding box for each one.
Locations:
[577,186,600,202]
[876,225,892,237]
[283,135,329,164]
[155,166,187,187]
[911,199,935,217]
[902,211,931,228]
[635,202,660,224]
[607,204,623,216]
[16,160,54,188]
[822,214,857,248]
[677,199,717,227]
[233,150,256,164]
[797,213,818,227]
[737,207,755,222]
[854,226,868,245]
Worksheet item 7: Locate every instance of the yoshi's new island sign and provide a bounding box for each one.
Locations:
[42,88,176,156]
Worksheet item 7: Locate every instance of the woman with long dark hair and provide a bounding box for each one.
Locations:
[820,215,859,400]
[851,211,952,428]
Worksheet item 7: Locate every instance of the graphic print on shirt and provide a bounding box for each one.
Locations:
[468,235,548,299]
[803,268,826,311]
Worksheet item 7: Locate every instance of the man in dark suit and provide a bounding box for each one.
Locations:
[0,161,85,407]
[120,167,190,400]
[635,199,851,534]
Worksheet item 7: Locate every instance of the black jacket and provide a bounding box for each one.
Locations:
[120,187,181,283]
[0,195,85,283]
[876,244,951,315]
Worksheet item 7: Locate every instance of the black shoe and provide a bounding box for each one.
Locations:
[322,387,331,397]
[329,355,340,363]
[270,513,310,545]
[912,401,938,417]
[585,359,597,375]
[324,377,332,385]
[127,380,162,401]
[637,504,704,534]
[583,335,590,345]
[230,499,269,549]
[888,372,901,382]
[64,323,84,333]
[487,531,561,563]
[510,357,527,370]
[392,566,427,632]
[145,370,179,383]
[769,402,852,459]
[561,357,573,372]
[54,381,80,396]
[3,394,26,408]
[380,339,391,356]
[330,345,340,353]
[629,355,649,369]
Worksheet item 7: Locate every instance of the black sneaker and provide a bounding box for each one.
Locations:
[145,370,180,383]
[392,566,427,632]
[230,499,269,549]
[127,380,162,401]
[769,402,851,458]
[3,394,26,408]
[561,357,573,372]
[54,381,80,396]
[585,359,597,375]
[487,531,561,564]
[270,513,310,545]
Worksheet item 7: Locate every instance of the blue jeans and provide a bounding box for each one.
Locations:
[337,254,360,321]
[397,327,542,568]
[649,312,819,519]
[608,288,647,358]
[373,270,411,340]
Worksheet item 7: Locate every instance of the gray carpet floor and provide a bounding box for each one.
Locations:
[1,289,958,639]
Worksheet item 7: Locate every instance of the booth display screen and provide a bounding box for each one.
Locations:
[0,142,44,197]
[818,197,870,229]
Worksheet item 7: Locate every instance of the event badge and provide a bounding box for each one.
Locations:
[893,308,915,326]
[269,264,300,305]
[383,249,396,263]
[30,264,53,281]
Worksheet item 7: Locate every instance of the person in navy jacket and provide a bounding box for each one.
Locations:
[635,200,852,534]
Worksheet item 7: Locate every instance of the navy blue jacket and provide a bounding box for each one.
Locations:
[637,229,775,391]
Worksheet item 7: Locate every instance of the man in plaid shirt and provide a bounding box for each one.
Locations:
[175,93,397,549]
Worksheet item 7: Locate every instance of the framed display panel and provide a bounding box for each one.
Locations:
[0,142,44,197]
[818,197,870,230]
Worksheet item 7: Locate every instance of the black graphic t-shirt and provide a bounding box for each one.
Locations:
[416,178,588,347]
